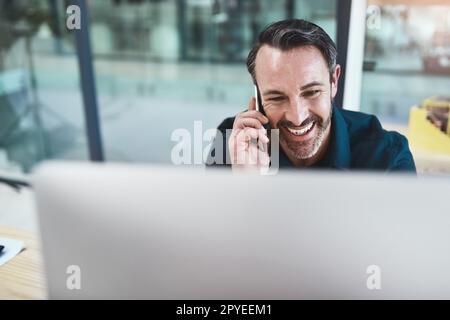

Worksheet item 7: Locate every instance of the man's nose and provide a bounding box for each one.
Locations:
[284,97,309,126]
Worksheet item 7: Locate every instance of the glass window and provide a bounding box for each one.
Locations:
[360,1,450,174]
[0,0,89,173]
[0,0,338,171]
[361,2,450,123]
[87,0,337,164]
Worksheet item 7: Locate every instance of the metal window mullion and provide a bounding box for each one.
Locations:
[72,0,104,161]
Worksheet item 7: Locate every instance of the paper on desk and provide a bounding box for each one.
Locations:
[0,237,25,267]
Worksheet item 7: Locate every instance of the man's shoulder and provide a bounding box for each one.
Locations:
[339,108,415,171]
[339,108,384,138]
[217,116,236,131]
[340,108,405,143]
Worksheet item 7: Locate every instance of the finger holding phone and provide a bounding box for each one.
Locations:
[229,86,271,171]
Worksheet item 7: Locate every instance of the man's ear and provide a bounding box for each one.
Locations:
[331,64,341,99]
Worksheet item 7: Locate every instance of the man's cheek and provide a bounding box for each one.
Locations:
[316,99,332,118]
[269,116,282,129]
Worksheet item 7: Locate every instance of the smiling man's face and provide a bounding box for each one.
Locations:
[255,45,341,166]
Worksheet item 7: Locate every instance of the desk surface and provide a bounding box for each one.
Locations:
[0,225,47,299]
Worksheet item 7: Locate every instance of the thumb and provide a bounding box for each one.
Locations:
[248,96,256,111]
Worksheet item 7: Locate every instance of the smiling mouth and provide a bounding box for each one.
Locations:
[286,121,316,136]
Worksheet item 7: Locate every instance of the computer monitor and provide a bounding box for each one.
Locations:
[33,162,450,299]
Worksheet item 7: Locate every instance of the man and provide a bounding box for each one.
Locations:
[209,19,416,172]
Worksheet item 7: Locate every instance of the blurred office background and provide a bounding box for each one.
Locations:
[0,0,449,174]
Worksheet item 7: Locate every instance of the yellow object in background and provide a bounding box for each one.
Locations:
[420,96,450,136]
[408,107,450,156]
[421,96,450,109]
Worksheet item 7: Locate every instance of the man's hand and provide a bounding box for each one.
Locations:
[229,97,270,171]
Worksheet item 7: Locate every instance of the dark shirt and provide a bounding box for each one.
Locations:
[208,105,416,172]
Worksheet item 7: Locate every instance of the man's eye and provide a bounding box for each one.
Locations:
[267,96,286,102]
[303,90,321,98]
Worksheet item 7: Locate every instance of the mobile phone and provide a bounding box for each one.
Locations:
[254,85,270,129]
[254,85,271,158]
[254,85,265,115]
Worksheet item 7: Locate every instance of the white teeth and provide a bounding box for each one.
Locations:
[287,121,314,136]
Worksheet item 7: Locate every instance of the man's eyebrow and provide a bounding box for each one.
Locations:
[263,81,325,96]
[300,81,325,90]
[262,89,285,96]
